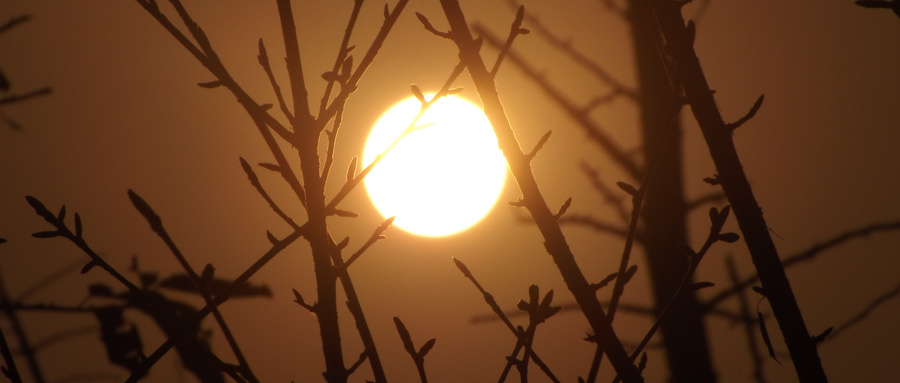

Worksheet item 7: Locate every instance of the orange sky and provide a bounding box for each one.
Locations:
[2,1,899,382]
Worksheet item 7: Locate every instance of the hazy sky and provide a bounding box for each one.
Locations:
[2,1,899,382]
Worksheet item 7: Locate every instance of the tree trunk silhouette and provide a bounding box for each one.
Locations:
[630,1,717,382]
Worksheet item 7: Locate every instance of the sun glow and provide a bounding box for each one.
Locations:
[362,94,507,237]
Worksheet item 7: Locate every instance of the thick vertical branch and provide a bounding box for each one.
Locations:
[628,0,716,381]
[645,1,827,381]
[436,2,641,381]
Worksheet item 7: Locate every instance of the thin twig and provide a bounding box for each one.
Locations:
[727,256,768,383]
[0,14,31,35]
[704,220,900,310]
[128,190,259,383]
[0,88,52,106]
[502,0,636,98]
[828,280,900,340]
[439,2,641,380]
[474,25,641,180]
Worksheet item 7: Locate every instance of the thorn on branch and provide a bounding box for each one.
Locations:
[416,12,451,39]
[525,130,552,162]
[726,94,765,131]
[703,175,720,185]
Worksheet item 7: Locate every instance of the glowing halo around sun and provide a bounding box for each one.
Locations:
[362,94,507,237]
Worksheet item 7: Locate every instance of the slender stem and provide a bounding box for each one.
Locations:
[438,2,641,381]
[645,1,827,380]
[276,0,312,125]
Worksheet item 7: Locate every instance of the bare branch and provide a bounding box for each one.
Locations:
[474,25,642,179]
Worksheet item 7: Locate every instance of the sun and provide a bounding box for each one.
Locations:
[362,94,507,237]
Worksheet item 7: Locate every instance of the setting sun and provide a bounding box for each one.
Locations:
[363,94,507,237]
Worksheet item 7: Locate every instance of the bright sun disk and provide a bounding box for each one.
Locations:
[363,94,507,237]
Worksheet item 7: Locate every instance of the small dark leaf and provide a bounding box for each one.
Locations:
[410,84,425,103]
[257,38,269,66]
[200,264,215,285]
[266,230,278,244]
[74,212,83,238]
[31,230,59,238]
[139,272,158,289]
[321,71,340,83]
[57,205,66,221]
[528,284,539,306]
[703,176,720,185]
[393,317,416,354]
[415,12,432,30]
[708,206,719,224]
[335,236,350,251]
[452,257,472,278]
[81,261,98,274]
[418,338,436,357]
[25,196,52,219]
[89,283,113,296]
[592,272,618,290]
[539,289,555,312]
[752,286,766,296]
[555,197,572,218]
[518,28,530,34]
[197,80,222,89]
[258,162,280,172]
[717,205,732,224]
[616,181,638,196]
[813,327,833,343]
[341,55,353,78]
[637,352,648,373]
[260,103,273,111]
[346,156,358,181]
[94,306,144,374]
[718,232,740,243]
[0,238,6,245]
[517,299,530,312]
[690,281,715,291]
[383,3,390,19]
[685,20,696,45]
[622,265,638,284]
[758,310,780,364]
